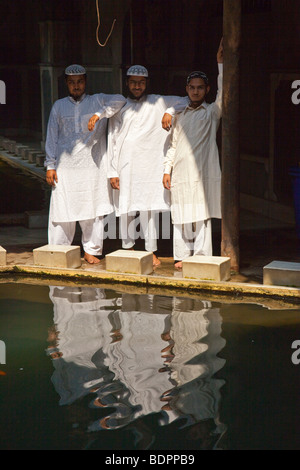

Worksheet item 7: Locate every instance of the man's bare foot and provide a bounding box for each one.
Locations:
[174,261,182,269]
[153,254,161,267]
[84,253,101,264]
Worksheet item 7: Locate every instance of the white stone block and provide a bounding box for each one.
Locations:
[0,247,7,266]
[263,261,300,287]
[33,245,82,269]
[182,255,231,281]
[106,250,153,275]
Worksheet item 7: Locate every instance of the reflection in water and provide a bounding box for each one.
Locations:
[46,286,227,450]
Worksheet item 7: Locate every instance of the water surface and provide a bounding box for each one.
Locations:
[0,283,299,450]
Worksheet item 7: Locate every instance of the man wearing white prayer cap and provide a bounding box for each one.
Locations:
[45,64,126,264]
[89,64,188,267]
[163,40,224,269]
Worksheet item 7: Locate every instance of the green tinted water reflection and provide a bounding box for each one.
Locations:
[0,283,299,450]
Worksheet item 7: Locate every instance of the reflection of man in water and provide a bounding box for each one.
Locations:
[158,298,227,449]
[88,294,174,435]
[46,286,120,405]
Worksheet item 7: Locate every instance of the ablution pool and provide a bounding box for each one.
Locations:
[0,281,300,450]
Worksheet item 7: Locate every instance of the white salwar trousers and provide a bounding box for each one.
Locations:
[120,211,158,253]
[173,219,212,261]
[48,215,105,256]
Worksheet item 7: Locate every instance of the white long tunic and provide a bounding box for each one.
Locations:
[107,94,188,216]
[164,65,223,225]
[45,93,126,223]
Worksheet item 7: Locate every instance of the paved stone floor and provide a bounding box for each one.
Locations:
[1,212,300,286]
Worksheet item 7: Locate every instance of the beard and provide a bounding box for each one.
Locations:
[127,88,148,101]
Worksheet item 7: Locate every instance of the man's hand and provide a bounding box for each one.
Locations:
[162,113,173,132]
[217,38,223,64]
[110,177,120,190]
[46,170,58,187]
[163,174,171,190]
[88,114,100,131]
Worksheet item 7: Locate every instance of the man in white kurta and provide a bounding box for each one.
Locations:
[90,65,188,266]
[45,64,126,264]
[163,42,223,268]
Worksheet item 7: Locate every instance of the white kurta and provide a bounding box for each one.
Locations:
[107,94,188,216]
[164,64,223,225]
[45,93,126,223]
[47,286,119,406]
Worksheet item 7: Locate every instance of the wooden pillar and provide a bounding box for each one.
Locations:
[221,0,241,273]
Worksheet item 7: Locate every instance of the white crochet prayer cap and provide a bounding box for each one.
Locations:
[127,65,148,77]
[65,64,86,76]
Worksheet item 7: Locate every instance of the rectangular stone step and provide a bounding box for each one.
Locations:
[33,245,82,269]
[106,250,153,275]
[263,261,300,287]
[182,255,231,282]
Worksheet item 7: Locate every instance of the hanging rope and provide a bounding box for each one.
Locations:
[95,0,116,47]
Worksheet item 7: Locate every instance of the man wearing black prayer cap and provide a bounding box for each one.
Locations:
[163,40,224,269]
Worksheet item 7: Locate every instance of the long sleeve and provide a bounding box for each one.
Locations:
[107,113,122,178]
[164,117,179,174]
[212,64,223,120]
[45,104,59,170]
[164,95,188,116]
[94,93,126,120]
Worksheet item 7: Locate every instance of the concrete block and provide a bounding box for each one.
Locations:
[182,255,231,282]
[7,141,17,153]
[35,154,45,167]
[106,250,153,275]
[28,150,42,164]
[2,139,11,150]
[33,245,82,269]
[263,261,300,287]
[0,247,7,266]
[25,210,48,229]
[15,144,28,156]
[20,147,31,160]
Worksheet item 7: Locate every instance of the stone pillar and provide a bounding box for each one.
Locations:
[221,0,241,273]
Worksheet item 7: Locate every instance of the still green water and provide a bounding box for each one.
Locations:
[0,283,300,450]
